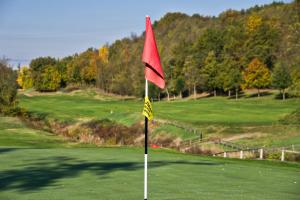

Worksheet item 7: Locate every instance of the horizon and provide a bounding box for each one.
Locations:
[0,0,292,67]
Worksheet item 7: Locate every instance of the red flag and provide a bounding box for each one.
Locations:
[142,16,165,89]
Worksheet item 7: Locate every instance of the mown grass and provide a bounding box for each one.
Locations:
[1,93,300,199]
[19,94,142,125]
[0,147,299,200]
[154,97,300,126]
[19,94,300,126]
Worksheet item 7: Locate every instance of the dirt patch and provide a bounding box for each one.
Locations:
[223,132,267,142]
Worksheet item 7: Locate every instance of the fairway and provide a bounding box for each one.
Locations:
[0,147,299,200]
[19,94,300,126]
[18,92,300,149]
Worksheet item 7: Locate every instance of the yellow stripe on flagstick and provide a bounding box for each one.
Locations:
[142,96,153,120]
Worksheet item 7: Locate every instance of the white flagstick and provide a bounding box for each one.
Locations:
[144,79,148,200]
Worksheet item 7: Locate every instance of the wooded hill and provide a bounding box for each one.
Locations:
[18,1,300,99]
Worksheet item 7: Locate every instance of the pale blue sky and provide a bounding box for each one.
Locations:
[0,0,291,67]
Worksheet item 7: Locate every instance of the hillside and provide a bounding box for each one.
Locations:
[16,1,300,99]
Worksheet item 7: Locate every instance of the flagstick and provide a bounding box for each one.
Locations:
[144,79,148,200]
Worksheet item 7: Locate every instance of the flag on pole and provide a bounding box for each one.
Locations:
[141,15,165,200]
[142,16,165,89]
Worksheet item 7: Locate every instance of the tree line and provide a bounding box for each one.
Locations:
[17,1,300,100]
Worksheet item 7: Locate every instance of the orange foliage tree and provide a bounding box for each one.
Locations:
[243,58,271,97]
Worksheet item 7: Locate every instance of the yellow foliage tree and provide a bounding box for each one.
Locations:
[97,46,110,91]
[243,58,271,97]
[246,15,263,33]
[17,66,33,89]
[99,46,109,63]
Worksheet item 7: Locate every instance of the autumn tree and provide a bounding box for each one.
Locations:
[97,46,110,91]
[246,15,263,33]
[17,66,33,89]
[243,58,271,97]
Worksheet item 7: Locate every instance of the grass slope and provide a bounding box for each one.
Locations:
[0,117,68,148]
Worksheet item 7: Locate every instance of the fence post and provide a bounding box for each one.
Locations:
[281,148,285,162]
[240,150,243,159]
[292,145,295,152]
[224,152,227,158]
[259,149,263,160]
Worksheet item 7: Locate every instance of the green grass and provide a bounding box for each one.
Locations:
[19,94,142,125]
[1,92,300,199]
[18,93,300,148]
[0,117,68,148]
[19,94,300,126]
[154,97,300,126]
[0,147,299,200]
[152,124,198,140]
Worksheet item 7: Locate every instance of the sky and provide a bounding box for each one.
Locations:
[0,0,292,67]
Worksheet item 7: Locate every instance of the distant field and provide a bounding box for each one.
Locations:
[19,92,300,126]
[155,97,300,126]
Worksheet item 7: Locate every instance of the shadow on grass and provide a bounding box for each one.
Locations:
[0,148,18,154]
[0,154,222,192]
[244,91,273,98]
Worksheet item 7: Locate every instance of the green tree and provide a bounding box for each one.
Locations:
[244,19,279,68]
[288,64,300,97]
[202,51,220,96]
[243,58,271,97]
[271,62,292,100]
[0,60,17,113]
[175,76,185,99]
[30,57,57,91]
[183,55,200,99]
[221,57,243,100]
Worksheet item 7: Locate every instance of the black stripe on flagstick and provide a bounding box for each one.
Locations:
[145,63,164,80]
[145,116,148,154]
